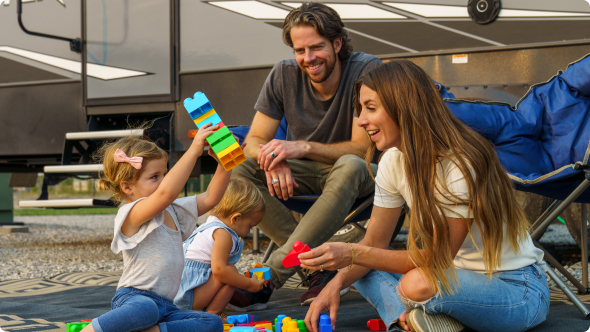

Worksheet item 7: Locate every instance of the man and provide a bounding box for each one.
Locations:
[228,2,381,311]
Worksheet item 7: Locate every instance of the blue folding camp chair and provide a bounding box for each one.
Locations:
[441,53,590,317]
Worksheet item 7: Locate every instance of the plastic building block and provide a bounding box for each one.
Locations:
[80,319,93,322]
[227,314,251,325]
[275,315,287,332]
[285,320,299,332]
[255,328,273,332]
[224,324,235,331]
[184,92,213,119]
[367,319,386,331]
[237,321,272,327]
[251,315,257,323]
[183,91,246,172]
[297,320,309,332]
[248,267,271,281]
[66,322,90,332]
[256,322,273,330]
[281,317,292,332]
[230,327,257,332]
[282,241,311,268]
[318,314,331,332]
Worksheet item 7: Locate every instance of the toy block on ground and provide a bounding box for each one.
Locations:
[297,320,309,332]
[285,320,299,332]
[367,319,386,331]
[230,327,257,332]
[66,322,90,332]
[275,315,287,332]
[224,324,235,331]
[282,240,311,268]
[318,314,331,332]
[237,320,272,327]
[183,91,246,171]
[281,317,292,332]
[227,314,252,325]
[248,267,271,281]
[256,322,273,330]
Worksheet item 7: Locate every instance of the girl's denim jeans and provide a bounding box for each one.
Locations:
[353,263,550,332]
[92,287,222,332]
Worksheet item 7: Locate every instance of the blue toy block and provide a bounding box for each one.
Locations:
[275,314,287,332]
[184,91,213,118]
[319,314,331,332]
[249,267,271,281]
[229,327,257,332]
[227,314,251,325]
[196,112,223,129]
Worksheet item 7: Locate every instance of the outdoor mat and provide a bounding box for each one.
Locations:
[1,271,590,331]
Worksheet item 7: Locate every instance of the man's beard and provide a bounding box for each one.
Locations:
[301,46,337,84]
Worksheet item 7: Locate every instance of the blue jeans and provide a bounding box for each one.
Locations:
[353,263,550,332]
[92,287,222,332]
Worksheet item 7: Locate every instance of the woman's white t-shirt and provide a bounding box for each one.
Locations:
[374,148,544,272]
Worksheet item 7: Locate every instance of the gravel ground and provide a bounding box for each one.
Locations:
[0,215,587,289]
[0,214,264,281]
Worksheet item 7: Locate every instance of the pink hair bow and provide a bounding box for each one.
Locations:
[113,149,143,170]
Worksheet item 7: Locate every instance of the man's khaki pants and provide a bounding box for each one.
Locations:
[231,154,377,289]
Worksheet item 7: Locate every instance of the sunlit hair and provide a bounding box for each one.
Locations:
[208,178,266,219]
[355,60,530,295]
[96,134,168,204]
[282,2,352,60]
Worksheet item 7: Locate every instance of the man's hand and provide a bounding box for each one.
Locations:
[264,160,299,200]
[258,139,310,171]
[305,279,342,332]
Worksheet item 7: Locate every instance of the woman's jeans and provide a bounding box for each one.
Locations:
[353,263,550,332]
[92,287,223,332]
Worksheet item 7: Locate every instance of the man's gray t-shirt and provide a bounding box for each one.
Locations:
[255,52,382,144]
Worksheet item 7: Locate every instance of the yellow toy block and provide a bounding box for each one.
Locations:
[256,323,273,330]
[193,109,217,126]
[281,317,292,332]
[251,271,264,281]
[224,324,234,331]
[286,321,299,332]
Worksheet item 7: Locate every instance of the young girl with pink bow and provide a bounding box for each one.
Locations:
[81,123,235,332]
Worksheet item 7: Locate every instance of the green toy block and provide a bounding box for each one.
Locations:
[206,126,238,154]
[297,320,309,332]
[67,322,90,332]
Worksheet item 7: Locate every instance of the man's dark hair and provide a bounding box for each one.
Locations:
[282,2,353,60]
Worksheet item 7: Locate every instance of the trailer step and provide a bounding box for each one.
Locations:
[44,164,104,173]
[19,199,115,208]
[65,129,144,140]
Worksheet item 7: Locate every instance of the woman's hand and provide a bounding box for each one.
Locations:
[304,278,342,332]
[299,242,352,271]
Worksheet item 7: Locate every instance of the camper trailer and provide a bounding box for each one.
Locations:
[1,0,590,234]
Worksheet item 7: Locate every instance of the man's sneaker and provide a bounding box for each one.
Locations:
[226,283,273,312]
[299,270,350,305]
[406,309,465,332]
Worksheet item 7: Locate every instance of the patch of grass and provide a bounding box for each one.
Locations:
[15,207,119,216]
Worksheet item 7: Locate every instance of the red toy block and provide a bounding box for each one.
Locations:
[214,121,225,131]
[80,319,93,322]
[367,319,386,331]
[236,321,272,327]
[282,240,311,268]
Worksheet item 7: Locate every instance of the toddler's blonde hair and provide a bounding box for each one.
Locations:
[209,178,266,218]
[96,136,168,203]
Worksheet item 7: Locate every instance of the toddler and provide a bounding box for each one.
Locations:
[174,177,266,319]
[82,123,232,332]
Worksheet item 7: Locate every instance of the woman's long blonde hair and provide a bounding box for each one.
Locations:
[356,60,529,295]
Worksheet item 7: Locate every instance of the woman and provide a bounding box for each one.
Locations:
[300,60,549,332]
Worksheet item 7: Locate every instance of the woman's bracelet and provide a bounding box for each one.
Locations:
[348,242,354,270]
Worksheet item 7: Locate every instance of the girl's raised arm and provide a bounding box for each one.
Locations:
[122,124,217,237]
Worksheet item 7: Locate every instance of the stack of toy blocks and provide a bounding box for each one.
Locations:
[183,91,246,171]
